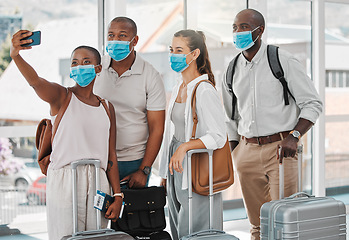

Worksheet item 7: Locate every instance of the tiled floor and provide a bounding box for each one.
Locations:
[0,174,347,240]
[1,213,252,240]
[2,212,348,240]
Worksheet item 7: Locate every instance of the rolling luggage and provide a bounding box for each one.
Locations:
[62,159,134,240]
[260,145,347,239]
[181,149,239,240]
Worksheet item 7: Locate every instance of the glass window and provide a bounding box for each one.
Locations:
[338,71,344,87]
[326,71,330,87]
[325,2,349,204]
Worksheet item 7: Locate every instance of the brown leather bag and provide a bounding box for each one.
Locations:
[190,80,234,196]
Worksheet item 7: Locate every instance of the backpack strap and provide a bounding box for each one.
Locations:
[225,53,241,120]
[51,88,72,140]
[267,45,295,105]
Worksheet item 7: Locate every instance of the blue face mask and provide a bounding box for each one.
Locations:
[169,51,194,73]
[233,26,260,51]
[106,37,135,62]
[70,65,97,87]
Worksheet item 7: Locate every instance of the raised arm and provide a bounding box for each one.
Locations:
[10,30,67,115]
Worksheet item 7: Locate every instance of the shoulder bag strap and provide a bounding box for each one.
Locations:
[51,88,72,140]
[190,80,215,139]
[96,95,112,122]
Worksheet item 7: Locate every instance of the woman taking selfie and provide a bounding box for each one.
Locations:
[10,30,122,239]
[159,29,227,240]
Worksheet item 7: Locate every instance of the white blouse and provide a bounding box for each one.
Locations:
[159,74,227,189]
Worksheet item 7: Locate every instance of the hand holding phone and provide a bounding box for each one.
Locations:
[21,31,41,47]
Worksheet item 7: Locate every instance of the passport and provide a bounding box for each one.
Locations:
[94,190,114,213]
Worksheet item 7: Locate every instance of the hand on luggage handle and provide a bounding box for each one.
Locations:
[279,145,303,200]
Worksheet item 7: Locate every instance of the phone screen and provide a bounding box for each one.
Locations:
[21,31,41,47]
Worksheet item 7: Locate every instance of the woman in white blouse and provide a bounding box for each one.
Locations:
[159,30,227,240]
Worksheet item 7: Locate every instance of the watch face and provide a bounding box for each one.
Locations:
[292,130,301,138]
[143,166,151,175]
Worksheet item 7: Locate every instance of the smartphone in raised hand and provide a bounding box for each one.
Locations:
[21,31,41,47]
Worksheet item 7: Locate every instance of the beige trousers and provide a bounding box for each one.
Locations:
[46,164,110,240]
[233,138,298,240]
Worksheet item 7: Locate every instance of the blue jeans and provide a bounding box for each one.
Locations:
[118,158,151,188]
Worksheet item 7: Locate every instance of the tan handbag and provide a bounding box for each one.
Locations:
[190,80,234,196]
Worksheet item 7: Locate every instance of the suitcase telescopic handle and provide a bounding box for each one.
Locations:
[279,145,303,199]
[71,159,101,234]
[187,149,214,234]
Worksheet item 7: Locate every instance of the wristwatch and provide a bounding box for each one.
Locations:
[113,192,124,199]
[289,130,301,140]
[141,166,151,176]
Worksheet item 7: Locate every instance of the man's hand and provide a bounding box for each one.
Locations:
[121,170,147,189]
[105,197,123,222]
[277,135,298,163]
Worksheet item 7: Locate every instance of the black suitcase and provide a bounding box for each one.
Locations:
[61,159,134,240]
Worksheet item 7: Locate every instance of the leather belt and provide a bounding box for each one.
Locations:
[242,131,290,145]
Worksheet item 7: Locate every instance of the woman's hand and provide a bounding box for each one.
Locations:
[10,30,33,58]
[105,197,123,222]
[169,143,188,175]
